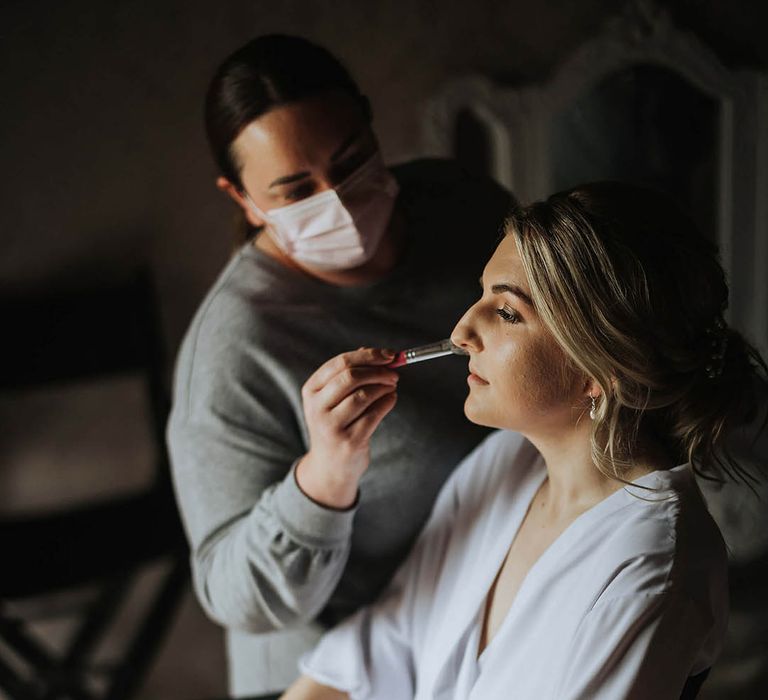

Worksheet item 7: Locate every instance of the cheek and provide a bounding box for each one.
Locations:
[462,332,581,429]
[520,341,580,414]
[491,334,580,419]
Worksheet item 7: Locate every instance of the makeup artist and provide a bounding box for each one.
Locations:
[167,35,513,699]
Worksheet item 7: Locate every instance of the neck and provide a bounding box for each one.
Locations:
[253,204,406,287]
[524,422,663,518]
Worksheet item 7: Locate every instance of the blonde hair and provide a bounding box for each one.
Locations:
[507,181,767,485]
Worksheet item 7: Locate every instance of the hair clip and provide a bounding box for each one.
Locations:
[704,316,728,379]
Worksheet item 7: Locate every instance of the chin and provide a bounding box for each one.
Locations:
[463,399,500,429]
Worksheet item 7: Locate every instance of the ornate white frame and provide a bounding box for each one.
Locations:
[423,0,768,354]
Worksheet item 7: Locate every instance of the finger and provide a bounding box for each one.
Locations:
[346,390,399,444]
[316,366,399,412]
[332,383,399,427]
[304,347,396,393]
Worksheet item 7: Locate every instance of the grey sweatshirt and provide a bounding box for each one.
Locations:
[167,159,513,695]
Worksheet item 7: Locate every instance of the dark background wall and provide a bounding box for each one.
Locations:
[4,0,766,354]
[2,1,766,697]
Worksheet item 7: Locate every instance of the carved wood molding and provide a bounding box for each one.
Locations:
[423,0,768,353]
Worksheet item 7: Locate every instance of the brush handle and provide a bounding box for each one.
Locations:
[385,339,466,368]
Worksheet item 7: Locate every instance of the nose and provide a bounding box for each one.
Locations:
[451,303,483,353]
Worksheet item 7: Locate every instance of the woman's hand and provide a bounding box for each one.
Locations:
[280,675,350,700]
[296,347,399,508]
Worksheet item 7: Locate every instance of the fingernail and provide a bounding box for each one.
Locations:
[379,348,395,359]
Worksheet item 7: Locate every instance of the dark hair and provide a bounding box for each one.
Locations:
[204,34,368,190]
[506,181,768,486]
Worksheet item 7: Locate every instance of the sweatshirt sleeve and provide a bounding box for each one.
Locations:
[168,411,358,634]
[167,294,357,634]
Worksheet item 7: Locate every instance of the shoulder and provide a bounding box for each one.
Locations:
[176,254,260,373]
[578,475,729,664]
[590,468,728,607]
[193,248,299,331]
[180,247,322,362]
[171,249,308,411]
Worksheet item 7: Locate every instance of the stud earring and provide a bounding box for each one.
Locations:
[589,395,597,420]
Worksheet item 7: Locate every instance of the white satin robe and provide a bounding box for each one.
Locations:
[300,430,728,699]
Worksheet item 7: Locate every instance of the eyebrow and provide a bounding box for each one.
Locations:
[268,171,311,188]
[267,129,367,189]
[479,276,535,308]
[493,284,535,308]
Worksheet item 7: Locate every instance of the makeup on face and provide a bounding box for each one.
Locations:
[386,338,469,368]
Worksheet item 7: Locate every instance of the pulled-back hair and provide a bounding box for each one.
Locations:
[507,181,767,485]
[204,34,367,190]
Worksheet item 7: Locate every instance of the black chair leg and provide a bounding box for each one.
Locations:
[0,652,41,700]
[1,562,186,700]
[104,558,188,700]
[39,578,132,700]
[65,577,132,667]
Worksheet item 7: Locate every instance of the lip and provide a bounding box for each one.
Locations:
[468,365,489,385]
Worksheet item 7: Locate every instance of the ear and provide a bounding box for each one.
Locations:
[216,176,265,228]
[582,376,602,400]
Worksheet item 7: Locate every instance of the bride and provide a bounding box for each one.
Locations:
[282,181,767,699]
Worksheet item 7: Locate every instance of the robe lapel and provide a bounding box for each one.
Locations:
[421,461,547,696]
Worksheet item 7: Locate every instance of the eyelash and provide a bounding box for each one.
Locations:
[496,306,521,324]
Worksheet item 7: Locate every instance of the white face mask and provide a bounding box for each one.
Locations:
[246,151,400,271]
